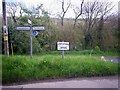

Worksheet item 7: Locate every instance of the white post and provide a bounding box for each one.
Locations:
[28,19,32,58]
[62,41,64,60]
[30,24,32,58]
[62,50,64,60]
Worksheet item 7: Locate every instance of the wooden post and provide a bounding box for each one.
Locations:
[2,0,9,56]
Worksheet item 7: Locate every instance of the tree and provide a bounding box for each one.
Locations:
[83,1,102,32]
[0,16,2,54]
[57,0,71,26]
[118,11,120,52]
[73,0,84,28]
[82,0,114,50]
[7,2,19,23]
[97,2,114,50]
[83,0,101,49]
[6,2,54,54]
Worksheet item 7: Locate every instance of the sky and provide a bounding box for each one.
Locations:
[0,0,120,18]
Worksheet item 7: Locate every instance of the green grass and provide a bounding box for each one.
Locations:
[34,50,119,56]
[2,54,119,84]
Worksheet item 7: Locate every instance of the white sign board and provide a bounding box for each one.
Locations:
[57,42,69,50]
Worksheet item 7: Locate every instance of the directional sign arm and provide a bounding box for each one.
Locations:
[32,26,45,30]
[16,27,30,30]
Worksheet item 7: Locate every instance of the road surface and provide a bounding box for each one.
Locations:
[96,56,120,63]
[2,76,119,89]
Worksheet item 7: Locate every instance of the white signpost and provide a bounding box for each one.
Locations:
[16,19,45,58]
[57,42,69,59]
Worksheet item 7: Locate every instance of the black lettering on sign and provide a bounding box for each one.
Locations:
[60,47,67,49]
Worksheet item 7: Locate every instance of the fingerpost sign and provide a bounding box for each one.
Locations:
[16,19,45,58]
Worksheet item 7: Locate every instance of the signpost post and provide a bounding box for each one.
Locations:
[16,20,45,58]
[28,19,33,58]
[57,41,69,60]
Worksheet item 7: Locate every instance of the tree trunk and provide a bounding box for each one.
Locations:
[84,32,92,49]
[73,18,77,28]
[97,16,104,50]
[61,17,64,26]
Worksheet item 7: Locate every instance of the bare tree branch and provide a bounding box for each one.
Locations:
[7,2,18,23]
[61,0,71,26]
[73,0,84,28]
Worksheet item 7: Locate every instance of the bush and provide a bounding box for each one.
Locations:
[94,46,101,51]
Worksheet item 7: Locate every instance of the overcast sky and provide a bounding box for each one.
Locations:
[1,0,120,18]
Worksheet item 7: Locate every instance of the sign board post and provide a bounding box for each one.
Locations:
[62,50,64,60]
[57,41,69,60]
[16,19,45,58]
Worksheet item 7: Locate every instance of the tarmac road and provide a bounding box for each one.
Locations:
[105,57,120,63]
[96,56,120,63]
[2,76,119,89]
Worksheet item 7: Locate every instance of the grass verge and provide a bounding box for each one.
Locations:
[35,50,119,56]
[2,55,119,84]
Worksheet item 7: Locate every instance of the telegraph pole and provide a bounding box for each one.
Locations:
[2,0,9,56]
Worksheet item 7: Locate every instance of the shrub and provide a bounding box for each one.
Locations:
[94,46,101,51]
